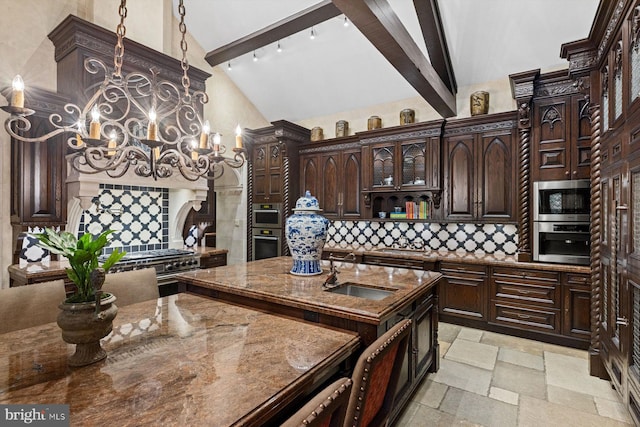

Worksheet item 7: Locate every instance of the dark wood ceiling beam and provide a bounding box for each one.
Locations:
[413,0,457,93]
[331,0,456,118]
[205,0,341,67]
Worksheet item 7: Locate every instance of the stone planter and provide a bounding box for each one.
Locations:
[57,294,118,367]
[285,191,329,276]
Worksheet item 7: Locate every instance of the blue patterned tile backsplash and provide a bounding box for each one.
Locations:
[79,184,169,253]
[326,221,518,255]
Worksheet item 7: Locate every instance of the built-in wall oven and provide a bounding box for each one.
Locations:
[252,228,282,260]
[252,203,283,228]
[533,179,590,265]
[251,203,283,261]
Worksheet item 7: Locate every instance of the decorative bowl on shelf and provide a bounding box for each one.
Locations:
[414,179,425,185]
[383,175,393,185]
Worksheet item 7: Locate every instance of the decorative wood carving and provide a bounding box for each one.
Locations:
[541,106,563,130]
[589,102,602,364]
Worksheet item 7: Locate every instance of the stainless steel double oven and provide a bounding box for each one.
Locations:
[251,203,283,261]
[533,179,590,265]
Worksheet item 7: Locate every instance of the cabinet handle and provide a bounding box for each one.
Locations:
[517,314,531,319]
[518,289,532,295]
[412,348,418,354]
[616,205,628,211]
[616,317,629,326]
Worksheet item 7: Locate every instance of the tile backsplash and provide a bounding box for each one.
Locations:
[79,184,169,253]
[326,221,518,255]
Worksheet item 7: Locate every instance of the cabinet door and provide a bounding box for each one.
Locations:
[252,145,268,202]
[562,273,591,339]
[400,141,425,187]
[477,132,515,221]
[444,135,475,220]
[342,149,361,218]
[300,154,321,202]
[321,153,340,218]
[266,143,283,202]
[413,293,437,378]
[570,95,592,180]
[533,97,571,181]
[440,262,487,320]
[371,143,396,189]
[12,119,66,224]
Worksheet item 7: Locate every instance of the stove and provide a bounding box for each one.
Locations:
[101,249,200,293]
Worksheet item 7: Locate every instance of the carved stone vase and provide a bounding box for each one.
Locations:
[57,294,118,367]
[285,191,330,276]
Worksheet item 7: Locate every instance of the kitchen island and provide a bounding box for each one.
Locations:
[176,256,443,424]
[0,293,359,426]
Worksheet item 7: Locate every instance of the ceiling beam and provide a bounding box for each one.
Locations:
[204,1,341,67]
[413,0,457,93]
[331,0,456,118]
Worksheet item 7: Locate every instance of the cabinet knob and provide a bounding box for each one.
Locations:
[565,171,570,176]
[616,317,629,326]
[573,171,577,175]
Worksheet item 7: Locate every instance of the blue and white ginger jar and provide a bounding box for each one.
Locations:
[285,191,330,276]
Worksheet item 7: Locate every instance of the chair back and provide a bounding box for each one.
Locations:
[282,377,353,427]
[0,280,66,334]
[103,267,159,306]
[344,319,412,427]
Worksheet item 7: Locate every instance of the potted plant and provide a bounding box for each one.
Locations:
[33,227,126,366]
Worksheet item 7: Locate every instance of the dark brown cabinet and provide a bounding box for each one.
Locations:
[562,273,591,339]
[440,262,488,321]
[251,141,284,203]
[443,112,517,222]
[299,136,362,219]
[531,72,591,182]
[360,120,444,219]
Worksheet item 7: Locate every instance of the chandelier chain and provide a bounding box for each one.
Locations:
[114,0,128,77]
[178,0,191,97]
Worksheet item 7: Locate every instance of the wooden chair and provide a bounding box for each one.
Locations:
[344,319,412,427]
[281,377,353,427]
[103,267,159,306]
[0,279,66,334]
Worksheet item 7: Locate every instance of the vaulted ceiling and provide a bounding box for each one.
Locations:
[176,0,600,122]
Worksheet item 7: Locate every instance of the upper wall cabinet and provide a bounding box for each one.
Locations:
[246,120,308,209]
[443,112,517,222]
[359,120,444,216]
[299,136,362,219]
[531,71,591,181]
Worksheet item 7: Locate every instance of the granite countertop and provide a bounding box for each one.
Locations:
[0,293,359,426]
[177,256,442,325]
[324,247,591,274]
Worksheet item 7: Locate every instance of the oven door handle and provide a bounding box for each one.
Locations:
[254,236,280,241]
[254,209,280,214]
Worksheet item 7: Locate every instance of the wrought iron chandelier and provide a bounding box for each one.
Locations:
[2,0,246,181]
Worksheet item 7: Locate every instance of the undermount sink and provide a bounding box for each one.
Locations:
[325,282,396,300]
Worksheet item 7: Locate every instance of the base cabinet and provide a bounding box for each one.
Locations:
[440,262,488,321]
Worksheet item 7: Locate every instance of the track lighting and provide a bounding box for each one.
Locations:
[344,16,349,27]
[310,27,316,40]
[253,51,258,62]
[277,40,282,53]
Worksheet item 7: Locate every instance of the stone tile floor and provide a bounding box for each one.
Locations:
[394,323,634,426]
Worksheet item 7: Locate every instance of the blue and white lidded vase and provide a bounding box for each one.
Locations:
[285,191,330,276]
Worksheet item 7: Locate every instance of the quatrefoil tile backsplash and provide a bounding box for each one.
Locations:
[326,221,518,255]
[79,184,169,254]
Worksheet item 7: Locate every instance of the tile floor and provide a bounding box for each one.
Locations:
[394,323,634,426]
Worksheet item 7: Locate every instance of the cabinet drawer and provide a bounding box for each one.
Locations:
[565,273,590,287]
[364,255,424,270]
[440,262,486,277]
[492,267,559,284]
[492,278,560,307]
[491,301,560,333]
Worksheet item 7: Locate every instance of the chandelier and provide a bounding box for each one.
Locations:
[2,0,246,181]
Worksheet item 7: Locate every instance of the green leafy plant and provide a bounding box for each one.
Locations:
[33,228,126,303]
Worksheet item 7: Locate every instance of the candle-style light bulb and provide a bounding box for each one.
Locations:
[11,75,24,108]
[235,124,243,149]
[107,131,117,156]
[89,105,101,139]
[76,120,85,147]
[147,107,158,141]
[213,132,221,154]
[199,120,210,149]
[191,139,198,161]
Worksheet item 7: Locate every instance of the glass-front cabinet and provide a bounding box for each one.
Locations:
[360,120,444,218]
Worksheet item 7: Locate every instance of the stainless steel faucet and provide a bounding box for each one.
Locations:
[322,252,356,289]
